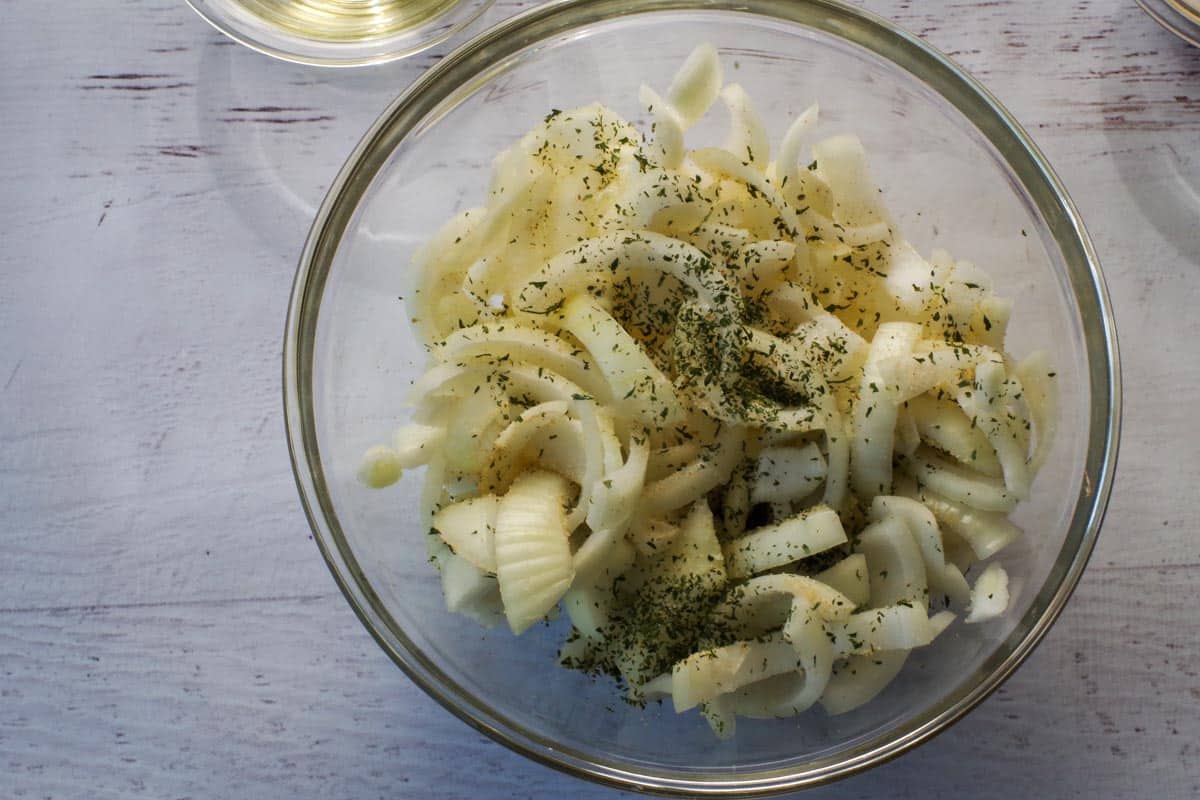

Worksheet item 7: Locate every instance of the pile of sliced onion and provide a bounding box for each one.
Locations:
[358,43,1056,737]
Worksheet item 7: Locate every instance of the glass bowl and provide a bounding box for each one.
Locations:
[185,0,494,66]
[283,0,1121,793]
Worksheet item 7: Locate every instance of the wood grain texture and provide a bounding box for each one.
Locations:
[1,0,1198,798]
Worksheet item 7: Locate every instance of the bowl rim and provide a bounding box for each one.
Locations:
[1135,0,1200,48]
[283,0,1122,793]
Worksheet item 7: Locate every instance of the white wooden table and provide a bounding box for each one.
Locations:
[3,1,1198,797]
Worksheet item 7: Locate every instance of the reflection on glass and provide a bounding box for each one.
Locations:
[232,0,461,42]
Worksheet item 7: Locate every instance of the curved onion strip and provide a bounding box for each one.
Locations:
[407,361,591,409]
[586,433,650,537]
[765,284,818,329]
[965,562,1010,623]
[820,651,908,715]
[623,171,711,233]
[814,553,870,607]
[732,239,795,297]
[670,634,800,713]
[828,604,936,658]
[855,515,927,608]
[682,221,752,254]
[821,412,851,509]
[744,327,848,506]
[720,573,855,631]
[432,495,499,573]
[1003,370,1033,460]
[391,423,446,469]
[850,322,921,498]
[433,383,510,475]
[646,442,702,483]
[904,394,1001,477]
[640,424,744,515]
[896,478,1021,560]
[701,696,737,739]
[436,322,610,401]
[894,406,921,457]
[803,208,892,248]
[957,360,1031,498]
[883,239,937,316]
[973,295,1012,349]
[1014,350,1058,476]
[870,496,970,607]
[731,612,832,718]
[664,41,723,128]
[561,293,685,427]
[770,604,834,714]
[690,147,800,239]
[900,446,1018,513]
[481,401,575,493]
[792,311,869,385]
[875,341,998,405]
[639,84,685,169]
[530,419,589,484]
[569,400,623,531]
[515,230,737,314]
[774,102,819,193]
[562,579,617,640]
[719,84,769,170]
[750,443,827,505]
[723,505,847,579]
[811,134,889,229]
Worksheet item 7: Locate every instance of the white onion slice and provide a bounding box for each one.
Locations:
[723,505,847,579]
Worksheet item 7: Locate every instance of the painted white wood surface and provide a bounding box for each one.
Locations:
[2,1,1198,797]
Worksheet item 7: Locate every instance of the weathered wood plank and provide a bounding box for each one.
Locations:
[1,570,1196,798]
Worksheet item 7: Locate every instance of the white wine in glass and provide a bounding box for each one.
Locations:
[233,0,463,41]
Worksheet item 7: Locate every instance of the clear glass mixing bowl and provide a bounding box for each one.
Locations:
[284,0,1121,792]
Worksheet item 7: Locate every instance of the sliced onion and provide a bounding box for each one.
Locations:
[723,505,847,579]
[855,514,927,608]
[493,470,576,634]
[899,446,1018,513]
[904,394,1001,477]
[719,83,769,170]
[561,293,685,427]
[664,42,723,127]
[896,478,1022,560]
[436,321,610,401]
[640,424,744,515]
[820,651,908,715]
[850,322,921,498]
[814,553,870,608]
[957,360,1031,499]
[966,562,1010,623]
